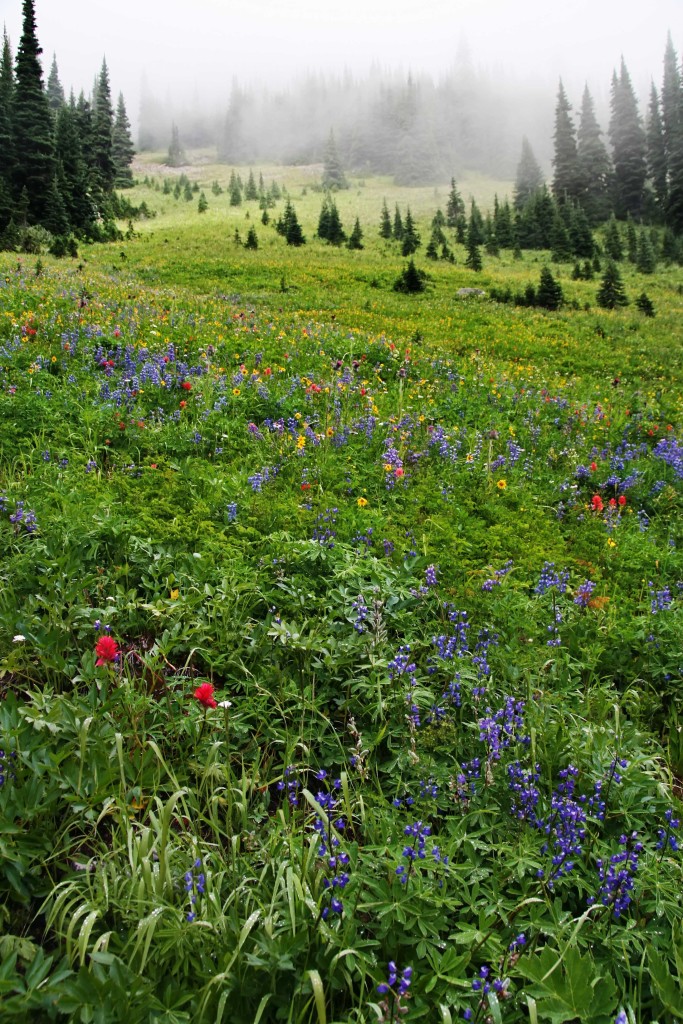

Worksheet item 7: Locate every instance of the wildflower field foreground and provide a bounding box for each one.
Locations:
[0,171,683,1023]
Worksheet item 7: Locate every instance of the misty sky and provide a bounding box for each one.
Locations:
[1,0,679,124]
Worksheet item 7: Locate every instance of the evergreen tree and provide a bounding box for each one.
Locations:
[635,230,656,273]
[662,35,683,233]
[112,93,134,187]
[609,60,647,219]
[54,99,94,235]
[318,195,345,244]
[661,32,681,162]
[603,215,623,260]
[401,206,420,255]
[229,171,242,206]
[392,204,404,241]
[550,209,572,261]
[552,80,579,203]
[13,0,55,224]
[576,84,612,224]
[0,29,15,228]
[393,258,426,293]
[513,137,544,211]
[46,53,64,112]
[321,129,348,190]
[569,203,595,258]
[635,291,655,316]
[493,195,515,248]
[467,199,485,246]
[596,259,629,308]
[446,177,465,225]
[244,225,258,249]
[536,266,564,310]
[465,226,482,270]
[245,169,258,201]
[197,191,208,213]
[91,59,115,194]
[347,216,364,250]
[425,233,439,259]
[283,199,305,245]
[166,123,185,167]
[379,198,392,239]
[626,216,638,262]
[646,83,668,211]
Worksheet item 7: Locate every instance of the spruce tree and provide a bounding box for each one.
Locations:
[347,217,363,250]
[112,93,135,188]
[46,53,64,113]
[603,215,623,260]
[401,206,420,255]
[465,226,482,271]
[197,191,208,213]
[513,137,544,211]
[91,59,116,194]
[54,98,95,235]
[635,291,655,316]
[283,199,305,245]
[646,83,668,211]
[13,0,55,224]
[576,84,612,224]
[244,225,258,249]
[245,169,258,201]
[379,198,392,239]
[166,123,185,167]
[393,258,425,293]
[635,230,656,273]
[609,60,647,219]
[597,259,629,308]
[0,29,15,228]
[321,129,348,190]
[536,266,564,310]
[662,35,683,233]
[446,177,465,226]
[467,199,485,246]
[393,204,404,241]
[552,80,579,203]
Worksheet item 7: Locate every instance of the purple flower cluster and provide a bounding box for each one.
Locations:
[574,579,596,607]
[481,559,514,591]
[535,562,569,595]
[588,832,643,918]
[396,820,433,883]
[656,808,680,852]
[276,764,301,807]
[649,582,672,613]
[312,773,350,919]
[184,858,205,922]
[478,698,528,763]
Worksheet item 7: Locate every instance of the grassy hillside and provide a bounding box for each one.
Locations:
[0,164,682,1023]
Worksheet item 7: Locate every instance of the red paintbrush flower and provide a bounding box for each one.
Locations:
[95,635,120,665]
[193,682,217,708]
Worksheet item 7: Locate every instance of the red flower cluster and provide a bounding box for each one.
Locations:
[591,495,604,512]
[193,683,217,708]
[95,635,120,665]
[181,381,192,391]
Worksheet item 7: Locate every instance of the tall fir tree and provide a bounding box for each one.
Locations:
[0,29,15,229]
[513,137,544,211]
[13,0,54,224]
[46,54,64,112]
[401,206,420,255]
[166,122,185,167]
[112,93,134,187]
[446,177,465,225]
[661,35,683,232]
[646,83,668,212]
[321,129,348,190]
[91,59,115,194]
[552,80,579,203]
[609,59,647,219]
[576,84,612,224]
[597,259,629,308]
[54,98,94,234]
[379,198,392,239]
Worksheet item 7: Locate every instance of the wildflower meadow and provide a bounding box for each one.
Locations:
[0,166,682,1023]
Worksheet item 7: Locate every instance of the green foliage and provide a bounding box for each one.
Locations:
[0,167,682,1024]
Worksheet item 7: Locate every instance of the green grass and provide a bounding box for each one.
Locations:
[0,165,682,1023]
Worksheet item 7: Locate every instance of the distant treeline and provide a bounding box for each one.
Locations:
[139,67,553,184]
[0,0,137,254]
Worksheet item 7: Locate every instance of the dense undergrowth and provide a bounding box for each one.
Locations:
[0,168,682,1023]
